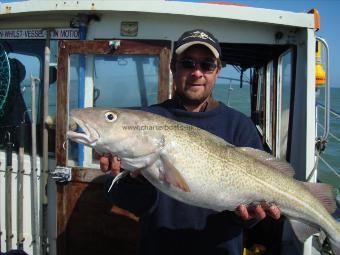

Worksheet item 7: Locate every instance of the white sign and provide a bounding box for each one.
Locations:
[0,28,80,39]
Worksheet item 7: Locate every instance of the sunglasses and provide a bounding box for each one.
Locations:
[177,58,217,72]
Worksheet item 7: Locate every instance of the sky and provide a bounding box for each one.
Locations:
[180,0,340,87]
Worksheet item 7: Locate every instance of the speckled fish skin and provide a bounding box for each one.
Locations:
[67,107,340,252]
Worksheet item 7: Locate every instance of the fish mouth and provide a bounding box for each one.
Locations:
[67,116,100,147]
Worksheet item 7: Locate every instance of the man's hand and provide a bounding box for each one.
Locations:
[99,154,142,178]
[236,203,281,221]
[99,154,121,175]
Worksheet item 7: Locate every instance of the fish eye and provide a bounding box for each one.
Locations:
[104,111,117,122]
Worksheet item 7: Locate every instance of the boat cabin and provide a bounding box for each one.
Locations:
[0,1,331,254]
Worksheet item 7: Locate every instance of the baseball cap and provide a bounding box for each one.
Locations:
[174,29,222,58]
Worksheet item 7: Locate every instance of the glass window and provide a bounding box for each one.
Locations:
[7,52,41,121]
[48,40,59,117]
[93,55,159,108]
[266,61,274,150]
[69,54,80,110]
[0,42,42,154]
[214,65,251,116]
[256,67,265,133]
[68,54,81,163]
[67,54,160,165]
[44,45,78,123]
[278,51,292,158]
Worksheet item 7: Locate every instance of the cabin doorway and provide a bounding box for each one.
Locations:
[55,39,171,255]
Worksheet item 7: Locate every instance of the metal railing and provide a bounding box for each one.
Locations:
[316,103,340,180]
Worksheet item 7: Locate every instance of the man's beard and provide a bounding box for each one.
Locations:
[175,90,210,107]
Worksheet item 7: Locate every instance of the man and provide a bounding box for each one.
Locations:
[100,29,280,255]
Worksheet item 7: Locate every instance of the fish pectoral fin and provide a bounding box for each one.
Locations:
[159,154,190,192]
[288,219,319,242]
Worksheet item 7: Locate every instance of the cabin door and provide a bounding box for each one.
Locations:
[55,40,171,255]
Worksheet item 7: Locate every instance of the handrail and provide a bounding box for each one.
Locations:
[316,37,330,142]
[308,38,330,182]
[319,156,340,179]
[315,103,340,181]
[316,102,340,118]
[217,76,250,84]
[317,122,340,143]
[316,104,340,142]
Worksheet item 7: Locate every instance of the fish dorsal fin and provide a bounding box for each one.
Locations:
[237,147,295,178]
[159,154,190,192]
[288,219,319,242]
[301,182,337,213]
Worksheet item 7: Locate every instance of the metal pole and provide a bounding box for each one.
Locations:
[77,18,87,166]
[41,29,51,255]
[31,75,40,255]
[5,131,13,251]
[226,79,233,107]
[135,57,148,107]
[17,117,25,250]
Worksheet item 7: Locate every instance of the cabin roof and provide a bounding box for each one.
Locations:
[221,43,291,69]
[0,0,315,29]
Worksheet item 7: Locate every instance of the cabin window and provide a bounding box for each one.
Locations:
[255,67,265,134]
[8,52,41,120]
[66,53,161,165]
[50,49,92,118]
[277,50,293,159]
[0,40,43,154]
[90,55,160,164]
[47,40,58,117]
[69,55,81,110]
[266,61,274,150]
[67,54,81,162]
[214,66,251,116]
[54,40,171,167]
[93,55,159,108]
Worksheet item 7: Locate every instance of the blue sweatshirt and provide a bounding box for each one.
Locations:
[105,99,263,255]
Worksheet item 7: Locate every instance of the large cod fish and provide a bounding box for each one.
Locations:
[67,108,340,254]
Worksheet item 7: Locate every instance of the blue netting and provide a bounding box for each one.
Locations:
[0,43,10,112]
